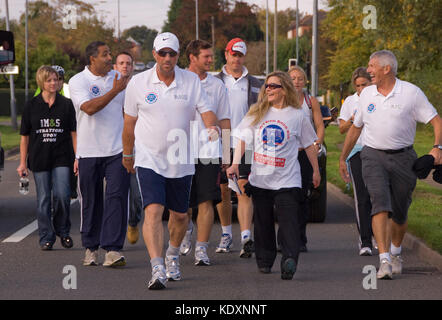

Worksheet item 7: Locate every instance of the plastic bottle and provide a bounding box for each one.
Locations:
[19,176,29,195]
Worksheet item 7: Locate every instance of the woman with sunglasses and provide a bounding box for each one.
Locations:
[288,66,325,252]
[226,71,320,280]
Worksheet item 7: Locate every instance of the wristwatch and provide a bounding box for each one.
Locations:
[433,144,442,150]
[314,142,322,149]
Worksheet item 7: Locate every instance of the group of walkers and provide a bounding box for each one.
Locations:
[16,30,441,289]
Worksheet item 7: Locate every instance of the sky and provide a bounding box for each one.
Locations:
[4,0,329,34]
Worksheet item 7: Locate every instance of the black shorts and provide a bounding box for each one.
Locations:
[189,159,222,208]
[220,149,252,184]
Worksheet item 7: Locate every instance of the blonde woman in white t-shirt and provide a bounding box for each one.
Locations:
[227,71,320,280]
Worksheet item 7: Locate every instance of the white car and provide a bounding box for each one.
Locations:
[133,61,145,71]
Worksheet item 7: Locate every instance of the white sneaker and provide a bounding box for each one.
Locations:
[215,233,233,253]
[195,246,211,266]
[165,255,182,281]
[179,227,193,256]
[103,251,126,267]
[377,258,393,280]
[148,265,167,290]
[359,247,373,256]
[83,249,98,266]
[391,254,403,274]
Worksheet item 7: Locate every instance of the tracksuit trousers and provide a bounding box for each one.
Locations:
[78,153,130,252]
[251,185,303,269]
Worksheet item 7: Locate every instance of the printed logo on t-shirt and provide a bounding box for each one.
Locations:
[90,85,101,97]
[260,120,290,152]
[145,92,158,104]
[367,103,376,113]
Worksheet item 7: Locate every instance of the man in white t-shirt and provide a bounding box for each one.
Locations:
[339,50,441,280]
[214,38,263,258]
[69,41,131,268]
[177,39,231,266]
[122,32,219,290]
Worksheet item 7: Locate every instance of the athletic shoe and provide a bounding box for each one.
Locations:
[148,265,167,290]
[165,255,181,281]
[61,236,73,249]
[103,251,126,267]
[281,258,297,280]
[391,254,403,274]
[83,249,98,266]
[127,226,139,244]
[40,242,53,251]
[377,258,393,280]
[239,238,254,258]
[359,247,373,256]
[259,266,271,274]
[300,244,308,253]
[180,227,193,256]
[215,233,233,253]
[372,237,378,250]
[195,246,211,266]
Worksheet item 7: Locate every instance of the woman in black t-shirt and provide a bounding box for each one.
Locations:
[17,66,77,250]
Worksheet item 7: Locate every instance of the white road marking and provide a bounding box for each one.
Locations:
[1,199,79,243]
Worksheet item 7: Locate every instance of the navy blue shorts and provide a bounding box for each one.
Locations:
[136,167,192,214]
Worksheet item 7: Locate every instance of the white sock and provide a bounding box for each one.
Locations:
[166,242,180,257]
[222,225,232,236]
[187,219,194,231]
[241,230,251,243]
[379,252,391,262]
[391,244,402,256]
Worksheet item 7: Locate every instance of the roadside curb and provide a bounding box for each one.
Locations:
[327,182,442,272]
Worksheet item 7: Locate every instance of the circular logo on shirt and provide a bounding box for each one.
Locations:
[145,92,158,104]
[367,103,376,113]
[261,123,287,151]
[90,85,101,97]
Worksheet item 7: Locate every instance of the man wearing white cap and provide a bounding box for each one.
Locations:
[122,32,219,290]
[215,38,263,258]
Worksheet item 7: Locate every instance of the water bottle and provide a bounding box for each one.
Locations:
[19,175,29,195]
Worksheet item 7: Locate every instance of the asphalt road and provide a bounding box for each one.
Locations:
[0,158,441,302]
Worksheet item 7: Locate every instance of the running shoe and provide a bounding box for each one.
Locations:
[165,255,182,281]
[215,233,233,253]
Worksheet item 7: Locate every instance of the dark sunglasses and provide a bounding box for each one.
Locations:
[265,83,283,90]
[157,50,178,57]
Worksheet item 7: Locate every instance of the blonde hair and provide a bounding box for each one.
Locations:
[247,71,301,126]
[36,65,58,90]
[288,65,308,83]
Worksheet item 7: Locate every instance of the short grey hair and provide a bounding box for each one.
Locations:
[369,50,398,75]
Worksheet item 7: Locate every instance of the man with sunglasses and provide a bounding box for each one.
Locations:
[214,38,263,258]
[122,32,219,290]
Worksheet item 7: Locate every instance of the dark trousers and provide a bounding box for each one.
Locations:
[298,150,312,246]
[348,152,373,249]
[128,173,142,227]
[252,185,302,269]
[78,153,130,251]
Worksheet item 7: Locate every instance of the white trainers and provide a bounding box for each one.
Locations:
[377,258,393,280]
[391,254,403,274]
[195,246,211,266]
[359,247,373,256]
[215,233,233,253]
[148,265,167,290]
[103,251,126,267]
[83,249,98,266]
[165,255,182,281]
[180,227,193,256]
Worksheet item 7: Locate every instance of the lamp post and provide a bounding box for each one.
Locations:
[195,0,199,39]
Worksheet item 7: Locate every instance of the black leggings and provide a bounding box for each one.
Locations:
[250,185,303,268]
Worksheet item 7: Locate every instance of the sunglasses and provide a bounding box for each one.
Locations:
[157,50,178,57]
[265,83,283,90]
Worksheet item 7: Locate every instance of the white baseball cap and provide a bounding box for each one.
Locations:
[153,32,180,52]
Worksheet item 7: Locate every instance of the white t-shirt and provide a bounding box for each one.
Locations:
[69,67,125,158]
[193,73,231,159]
[338,92,363,145]
[124,65,213,178]
[233,106,318,190]
[221,65,252,150]
[354,79,437,150]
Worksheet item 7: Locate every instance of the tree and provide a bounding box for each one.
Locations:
[121,26,158,61]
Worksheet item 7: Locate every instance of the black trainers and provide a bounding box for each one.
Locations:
[40,242,53,251]
[239,239,255,258]
[61,236,73,249]
[281,258,297,280]
[258,266,271,274]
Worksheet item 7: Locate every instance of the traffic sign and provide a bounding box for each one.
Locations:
[0,64,19,74]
